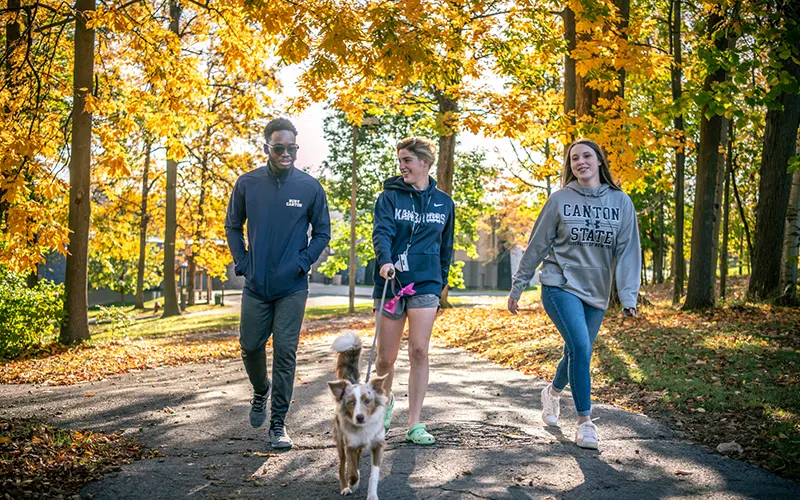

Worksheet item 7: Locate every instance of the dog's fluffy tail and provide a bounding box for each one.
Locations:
[331,331,362,383]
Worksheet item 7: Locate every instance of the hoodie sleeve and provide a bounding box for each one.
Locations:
[299,183,331,273]
[509,195,559,301]
[614,196,642,309]
[224,177,248,276]
[372,191,395,267]
[440,199,455,289]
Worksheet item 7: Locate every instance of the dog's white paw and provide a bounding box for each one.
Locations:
[366,493,379,500]
[340,487,352,496]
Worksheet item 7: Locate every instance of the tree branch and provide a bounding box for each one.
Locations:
[34,17,74,33]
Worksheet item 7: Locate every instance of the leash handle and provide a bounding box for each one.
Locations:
[365,268,394,382]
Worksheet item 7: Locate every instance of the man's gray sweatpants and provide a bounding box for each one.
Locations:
[239,289,308,425]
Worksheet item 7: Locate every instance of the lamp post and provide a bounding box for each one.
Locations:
[349,117,380,313]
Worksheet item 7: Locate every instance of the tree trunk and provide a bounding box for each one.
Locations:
[435,93,457,195]
[436,92,457,308]
[161,0,182,317]
[575,13,599,118]
[711,118,729,296]
[684,11,728,310]
[162,155,180,316]
[748,57,800,300]
[207,270,213,305]
[655,192,664,283]
[349,125,358,313]
[545,140,553,196]
[575,17,599,117]
[187,253,196,306]
[578,0,629,112]
[720,132,732,299]
[779,166,800,304]
[709,29,738,296]
[739,235,743,276]
[59,0,96,343]
[2,0,35,280]
[4,0,20,79]
[25,268,38,288]
[190,128,212,307]
[576,75,599,117]
[641,248,646,286]
[563,7,576,127]
[0,0,21,222]
[613,0,630,100]
[670,0,686,304]
[731,161,754,259]
[135,139,151,309]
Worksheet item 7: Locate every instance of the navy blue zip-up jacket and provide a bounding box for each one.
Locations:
[225,166,331,301]
[372,175,455,299]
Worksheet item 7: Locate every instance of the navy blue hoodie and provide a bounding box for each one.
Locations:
[372,175,455,298]
[225,166,331,301]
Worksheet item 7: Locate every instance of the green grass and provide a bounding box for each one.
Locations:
[597,325,799,415]
[88,298,220,319]
[91,311,241,340]
[717,266,751,278]
[90,301,374,340]
[589,306,800,478]
[304,302,373,319]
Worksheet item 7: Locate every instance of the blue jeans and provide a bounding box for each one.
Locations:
[541,285,606,416]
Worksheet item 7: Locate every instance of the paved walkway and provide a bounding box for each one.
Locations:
[2,335,797,499]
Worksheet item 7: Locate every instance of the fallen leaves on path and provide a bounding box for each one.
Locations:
[0,317,375,386]
[0,337,242,385]
[0,417,151,499]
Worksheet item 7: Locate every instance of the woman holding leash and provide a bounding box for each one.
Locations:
[508,138,641,450]
[372,137,455,445]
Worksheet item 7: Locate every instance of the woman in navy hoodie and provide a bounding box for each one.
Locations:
[372,137,455,445]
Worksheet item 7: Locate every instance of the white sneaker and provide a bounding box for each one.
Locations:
[575,420,598,449]
[269,421,293,449]
[540,384,560,426]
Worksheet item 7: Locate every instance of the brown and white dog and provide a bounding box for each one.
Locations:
[328,332,388,499]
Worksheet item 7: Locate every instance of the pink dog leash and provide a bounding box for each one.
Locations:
[382,282,416,315]
[365,271,415,383]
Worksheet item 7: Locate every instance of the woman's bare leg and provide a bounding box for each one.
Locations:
[374,312,407,397]
[406,307,437,427]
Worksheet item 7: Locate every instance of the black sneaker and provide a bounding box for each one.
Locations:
[269,420,293,449]
[249,391,268,428]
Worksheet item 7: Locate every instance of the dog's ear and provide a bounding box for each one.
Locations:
[369,374,388,396]
[328,380,350,401]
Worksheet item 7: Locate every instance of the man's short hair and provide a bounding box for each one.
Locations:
[264,117,298,141]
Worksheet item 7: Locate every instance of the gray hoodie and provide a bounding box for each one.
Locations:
[510,181,641,310]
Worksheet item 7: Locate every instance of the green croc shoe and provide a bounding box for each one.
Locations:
[384,394,394,431]
[405,424,435,445]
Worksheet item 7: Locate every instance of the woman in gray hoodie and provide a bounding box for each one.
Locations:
[507,138,641,450]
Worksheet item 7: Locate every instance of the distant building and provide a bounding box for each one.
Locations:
[456,227,537,291]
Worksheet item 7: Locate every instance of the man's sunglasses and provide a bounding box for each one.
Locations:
[267,144,299,155]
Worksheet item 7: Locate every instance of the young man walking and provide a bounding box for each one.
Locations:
[225,117,331,449]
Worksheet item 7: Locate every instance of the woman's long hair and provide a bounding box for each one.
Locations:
[561,138,621,190]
